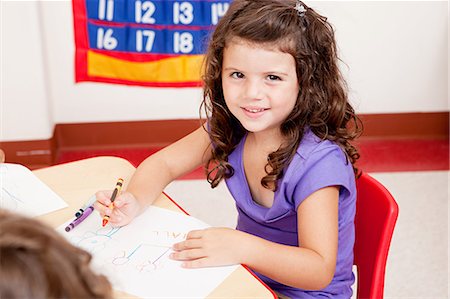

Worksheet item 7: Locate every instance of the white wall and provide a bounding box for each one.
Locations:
[319,1,448,113]
[1,1,448,141]
[1,1,54,141]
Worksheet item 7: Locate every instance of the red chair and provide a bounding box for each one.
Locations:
[354,172,399,299]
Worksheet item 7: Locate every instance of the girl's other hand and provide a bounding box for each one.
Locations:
[170,227,245,268]
[94,190,142,227]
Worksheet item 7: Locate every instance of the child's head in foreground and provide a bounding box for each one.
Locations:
[202,0,361,188]
[0,209,112,299]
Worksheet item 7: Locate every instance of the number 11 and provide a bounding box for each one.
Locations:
[98,0,114,21]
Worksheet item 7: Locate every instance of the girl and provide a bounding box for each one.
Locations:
[95,0,361,297]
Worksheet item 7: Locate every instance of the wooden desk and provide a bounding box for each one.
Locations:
[34,157,275,299]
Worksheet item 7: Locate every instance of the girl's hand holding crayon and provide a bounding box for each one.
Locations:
[94,190,143,226]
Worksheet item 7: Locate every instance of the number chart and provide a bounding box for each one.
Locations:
[73,0,231,87]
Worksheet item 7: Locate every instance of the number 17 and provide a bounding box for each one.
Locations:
[136,30,156,52]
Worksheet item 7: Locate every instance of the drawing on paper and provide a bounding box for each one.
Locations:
[0,163,67,216]
[0,165,25,211]
[57,205,239,299]
[107,230,187,272]
[111,243,172,272]
[148,230,188,244]
[1,186,25,211]
[67,223,187,273]
[71,225,121,254]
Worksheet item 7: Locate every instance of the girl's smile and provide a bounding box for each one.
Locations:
[241,106,269,119]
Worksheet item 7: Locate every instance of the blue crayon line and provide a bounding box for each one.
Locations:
[154,248,171,263]
[65,206,94,232]
[128,244,143,259]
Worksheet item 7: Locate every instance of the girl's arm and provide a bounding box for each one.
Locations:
[242,186,339,290]
[171,186,339,291]
[127,125,212,209]
[95,126,212,225]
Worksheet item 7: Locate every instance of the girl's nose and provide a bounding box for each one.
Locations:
[244,79,264,100]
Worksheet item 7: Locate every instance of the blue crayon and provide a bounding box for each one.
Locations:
[65,206,94,232]
[75,195,97,218]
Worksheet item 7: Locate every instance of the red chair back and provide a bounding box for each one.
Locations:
[354,172,399,299]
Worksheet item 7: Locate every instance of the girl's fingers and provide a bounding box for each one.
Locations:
[170,248,206,261]
[95,191,125,214]
[93,191,138,227]
[108,215,123,225]
[107,204,133,226]
[112,200,122,208]
[95,190,113,206]
[103,193,129,208]
[181,258,209,269]
[186,229,205,239]
[172,238,203,251]
[93,200,108,216]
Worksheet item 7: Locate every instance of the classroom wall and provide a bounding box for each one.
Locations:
[1,1,448,142]
[1,1,54,141]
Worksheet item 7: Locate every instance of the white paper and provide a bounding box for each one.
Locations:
[58,206,238,298]
[0,163,68,216]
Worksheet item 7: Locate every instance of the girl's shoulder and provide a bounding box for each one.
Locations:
[284,129,356,208]
[295,129,346,163]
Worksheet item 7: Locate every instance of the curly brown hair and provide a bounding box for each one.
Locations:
[201,0,362,190]
[0,209,113,299]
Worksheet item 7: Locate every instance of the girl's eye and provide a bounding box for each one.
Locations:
[267,75,281,81]
[231,72,244,79]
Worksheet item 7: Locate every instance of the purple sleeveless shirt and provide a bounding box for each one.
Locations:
[225,129,356,298]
